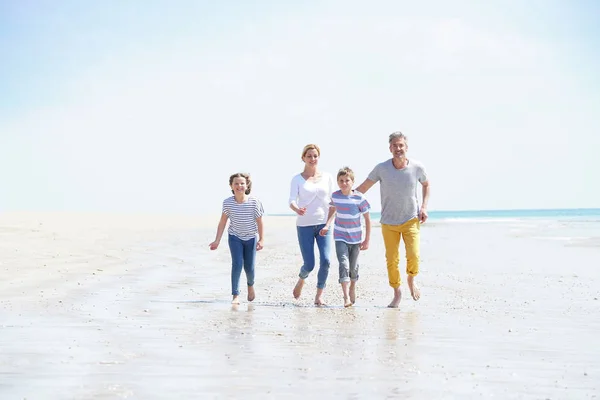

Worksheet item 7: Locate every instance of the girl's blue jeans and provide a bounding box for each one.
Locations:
[228,234,256,296]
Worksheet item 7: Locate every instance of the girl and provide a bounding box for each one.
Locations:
[289,144,335,306]
[209,173,264,304]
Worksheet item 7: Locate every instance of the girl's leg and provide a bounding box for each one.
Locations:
[293,225,316,299]
[228,235,244,304]
[242,237,257,301]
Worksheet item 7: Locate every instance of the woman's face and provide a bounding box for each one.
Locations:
[302,149,319,166]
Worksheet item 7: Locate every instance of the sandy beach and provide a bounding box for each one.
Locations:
[1,212,599,399]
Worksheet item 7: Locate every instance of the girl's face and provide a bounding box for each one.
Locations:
[302,149,320,166]
[230,177,248,194]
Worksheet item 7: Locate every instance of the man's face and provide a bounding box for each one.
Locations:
[389,138,408,159]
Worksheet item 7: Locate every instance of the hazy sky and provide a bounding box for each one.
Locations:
[1,0,599,215]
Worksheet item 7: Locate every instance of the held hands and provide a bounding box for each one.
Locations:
[419,207,428,223]
[319,226,329,236]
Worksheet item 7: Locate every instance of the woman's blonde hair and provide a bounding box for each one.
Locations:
[301,144,321,160]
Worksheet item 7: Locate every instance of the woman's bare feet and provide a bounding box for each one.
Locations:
[407,275,421,301]
[293,279,305,299]
[247,285,255,302]
[387,287,402,308]
[349,282,357,304]
[314,288,325,306]
[231,295,240,305]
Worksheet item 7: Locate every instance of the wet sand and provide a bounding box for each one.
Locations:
[1,212,599,399]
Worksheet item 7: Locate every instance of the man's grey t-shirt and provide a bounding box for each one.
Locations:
[367,159,427,225]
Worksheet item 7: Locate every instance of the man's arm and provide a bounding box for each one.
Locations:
[355,178,376,194]
[419,180,430,223]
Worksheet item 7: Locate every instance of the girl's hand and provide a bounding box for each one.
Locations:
[209,241,219,250]
[256,240,264,251]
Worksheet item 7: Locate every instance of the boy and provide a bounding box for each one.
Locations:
[320,167,371,307]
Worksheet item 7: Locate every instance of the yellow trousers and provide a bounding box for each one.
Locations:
[381,218,420,288]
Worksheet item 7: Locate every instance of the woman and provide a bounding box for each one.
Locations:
[289,144,335,305]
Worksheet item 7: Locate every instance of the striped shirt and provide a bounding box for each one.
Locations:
[330,190,370,244]
[222,196,264,241]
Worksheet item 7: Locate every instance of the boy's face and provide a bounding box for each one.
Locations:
[337,175,353,193]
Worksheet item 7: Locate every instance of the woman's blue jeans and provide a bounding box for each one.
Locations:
[228,234,256,296]
[297,224,332,289]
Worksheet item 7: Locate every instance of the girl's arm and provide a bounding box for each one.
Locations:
[256,216,264,250]
[209,213,228,250]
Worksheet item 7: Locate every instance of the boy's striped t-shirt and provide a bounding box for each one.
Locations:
[330,190,370,244]
[222,196,264,241]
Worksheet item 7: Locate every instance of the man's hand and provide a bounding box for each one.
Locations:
[418,208,428,223]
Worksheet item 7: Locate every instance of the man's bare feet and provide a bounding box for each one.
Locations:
[231,295,240,305]
[407,275,421,301]
[387,287,402,308]
[349,282,356,304]
[293,279,305,299]
[247,286,255,302]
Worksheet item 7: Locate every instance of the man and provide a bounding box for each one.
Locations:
[355,131,430,308]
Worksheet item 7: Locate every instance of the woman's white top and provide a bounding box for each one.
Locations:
[288,172,335,227]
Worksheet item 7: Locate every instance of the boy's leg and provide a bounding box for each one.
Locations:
[294,225,316,299]
[381,224,402,308]
[314,224,332,305]
[228,235,244,304]
[242,237,257,302]
[348,244,360,304]
[335,241,352,307]
[401,218,421,301]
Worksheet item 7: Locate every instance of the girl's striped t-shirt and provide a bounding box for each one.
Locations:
[222,196,264,241]
[330,190,370,244]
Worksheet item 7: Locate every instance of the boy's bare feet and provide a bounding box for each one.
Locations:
[349,282,357,304]
[343,297,353,307]
[407,275,421,301]
[387,287,402,308]
[232,295,240,305]
[247,286,255,302]
[293,279,304,299]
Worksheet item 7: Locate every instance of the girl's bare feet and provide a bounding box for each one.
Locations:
[293,279,305,299]
[387,287,401,308]
[407,275,421,301]
[231,295,240,305]
[247,285,255,302]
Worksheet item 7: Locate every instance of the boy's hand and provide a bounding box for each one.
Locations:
[360,239,369,251]
[209,241,219,250]
[319,226,329,236]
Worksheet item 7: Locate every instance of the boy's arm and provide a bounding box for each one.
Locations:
[361,212,371,250]
[209,213,228,250]
[256,216,264,250]
[319,206,336,236]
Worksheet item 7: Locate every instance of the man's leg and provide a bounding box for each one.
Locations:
[401,218,421,301]
[381,224,402,308]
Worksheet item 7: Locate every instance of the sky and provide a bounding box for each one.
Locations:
[1,0,599,215]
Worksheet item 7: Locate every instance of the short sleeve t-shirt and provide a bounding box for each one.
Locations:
[330,190,371,244]
[367,159,427,225]
[222,196,264,240]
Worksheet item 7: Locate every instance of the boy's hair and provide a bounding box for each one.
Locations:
[337,166,355,181]
[389,131,408,144]
[229,172,252,195]
[301,144,321,160]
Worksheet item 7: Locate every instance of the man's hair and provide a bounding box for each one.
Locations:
[229,172,252,194]
[389,131,408,144]
[337,166,355,181]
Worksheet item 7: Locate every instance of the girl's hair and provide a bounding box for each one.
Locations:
[301,144,321,160]
[229,172,252,195]
[337,166,355,181]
